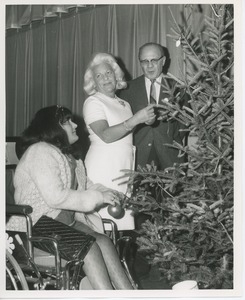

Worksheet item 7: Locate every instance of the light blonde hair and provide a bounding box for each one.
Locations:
[83,53,127,96]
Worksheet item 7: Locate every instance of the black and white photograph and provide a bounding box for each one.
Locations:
[2,0,244,299]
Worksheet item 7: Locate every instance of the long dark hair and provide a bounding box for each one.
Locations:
[18,105,74,158]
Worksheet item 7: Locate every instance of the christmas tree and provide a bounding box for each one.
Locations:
[123,4,234,289]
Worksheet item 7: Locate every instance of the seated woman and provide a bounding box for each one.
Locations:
[11,105,134,290]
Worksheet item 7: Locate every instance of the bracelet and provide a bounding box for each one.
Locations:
[123,120,132,131]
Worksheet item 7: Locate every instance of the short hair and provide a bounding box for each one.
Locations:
[83,53,127,96]
[138,42,166,60]
[19,105,73,157]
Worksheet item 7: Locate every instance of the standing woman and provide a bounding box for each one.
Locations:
[83,53,156,230]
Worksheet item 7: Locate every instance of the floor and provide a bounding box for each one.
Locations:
[123,230,170,290]
[131,251,169,289]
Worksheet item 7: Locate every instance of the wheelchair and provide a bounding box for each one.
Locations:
[5,164,137,291]
[5,138,137,291]
[6,202,137,290]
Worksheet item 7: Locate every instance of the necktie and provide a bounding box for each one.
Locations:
[150,79,156,104]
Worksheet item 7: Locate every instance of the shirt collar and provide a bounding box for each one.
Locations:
[145,73,163,85]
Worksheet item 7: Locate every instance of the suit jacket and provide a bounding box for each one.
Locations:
[119,75,187,170]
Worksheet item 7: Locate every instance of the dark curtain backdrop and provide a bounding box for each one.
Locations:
[6,4,209,137]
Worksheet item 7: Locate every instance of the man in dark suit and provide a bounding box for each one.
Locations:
[119,42,188,170]
[119,43,189,284]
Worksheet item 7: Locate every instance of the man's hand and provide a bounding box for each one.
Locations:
[157,107,169,121]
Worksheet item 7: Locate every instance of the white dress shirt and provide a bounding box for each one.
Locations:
[145,74,163,104]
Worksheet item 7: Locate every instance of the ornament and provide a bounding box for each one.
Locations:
[176,38,181,47]
[107,204,125,219]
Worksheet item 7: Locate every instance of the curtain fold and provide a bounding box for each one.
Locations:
[107,5,118,55]
[6,4,206,136]
[6,5,86,29]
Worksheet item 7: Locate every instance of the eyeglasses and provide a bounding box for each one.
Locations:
[140,55,164,66]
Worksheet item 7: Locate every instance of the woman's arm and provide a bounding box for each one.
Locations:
[27,144,119,212]
[89,105,156,143]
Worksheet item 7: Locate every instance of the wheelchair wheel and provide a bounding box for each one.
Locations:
[6,251,29,290]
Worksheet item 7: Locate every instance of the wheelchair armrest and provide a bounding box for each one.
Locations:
[6,204,33,216]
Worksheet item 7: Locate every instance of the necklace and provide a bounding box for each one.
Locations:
[105,92,126,107]
[115,96,126,107]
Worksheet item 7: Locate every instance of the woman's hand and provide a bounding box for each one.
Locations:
[133,104,156,124]
[101,190,121,206]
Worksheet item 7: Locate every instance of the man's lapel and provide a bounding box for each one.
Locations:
[138,76,148,107]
